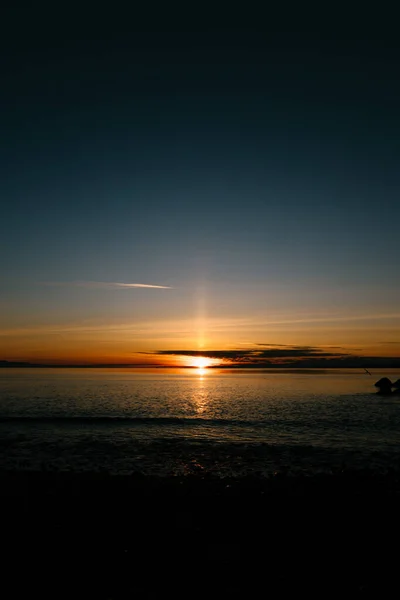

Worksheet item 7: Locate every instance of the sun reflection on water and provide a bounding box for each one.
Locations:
[193,372,208,413]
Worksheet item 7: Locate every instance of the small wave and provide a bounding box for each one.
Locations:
[0,415,266,427]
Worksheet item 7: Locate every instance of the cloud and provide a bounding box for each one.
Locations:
[257,313,400,325]
[150,345,351,363]
[255,343,293,347]
[149,345,400,368]
[43,281,173,289]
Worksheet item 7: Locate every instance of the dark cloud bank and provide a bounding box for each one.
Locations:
[153,345,400,369]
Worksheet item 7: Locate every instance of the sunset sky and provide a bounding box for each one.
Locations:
[1,21,400,367]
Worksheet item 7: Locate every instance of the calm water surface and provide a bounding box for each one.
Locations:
[1,368,399,476]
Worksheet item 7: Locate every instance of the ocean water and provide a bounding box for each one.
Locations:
[0,367,399,476]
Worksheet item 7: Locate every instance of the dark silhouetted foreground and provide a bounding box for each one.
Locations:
[1,469,399,596]
[374,377,400,395]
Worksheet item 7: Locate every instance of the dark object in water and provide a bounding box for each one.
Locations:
[374,377,393,395]
[392,379,400,389]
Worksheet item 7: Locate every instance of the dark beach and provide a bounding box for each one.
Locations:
[1,469,399,596]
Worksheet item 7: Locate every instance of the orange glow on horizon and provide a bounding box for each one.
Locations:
[190,356,213,369]
[175,355,227,369]
[2,313,400,367]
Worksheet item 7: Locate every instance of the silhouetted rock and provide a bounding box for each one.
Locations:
[374,377,393,395]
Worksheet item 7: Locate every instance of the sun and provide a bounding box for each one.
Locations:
[191,356,212,369]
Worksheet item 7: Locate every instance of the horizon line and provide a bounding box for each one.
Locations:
[1,359,400,369]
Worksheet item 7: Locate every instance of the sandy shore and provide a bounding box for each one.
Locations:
[1,470,399,596]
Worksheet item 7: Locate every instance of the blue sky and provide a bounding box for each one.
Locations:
[1,27,400,364]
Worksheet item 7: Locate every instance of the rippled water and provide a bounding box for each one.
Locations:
[1,368,399,475]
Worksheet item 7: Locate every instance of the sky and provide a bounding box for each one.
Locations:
[1,16,400,367]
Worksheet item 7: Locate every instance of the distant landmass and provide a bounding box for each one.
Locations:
[1,358,400,369]
[0,360,159,368]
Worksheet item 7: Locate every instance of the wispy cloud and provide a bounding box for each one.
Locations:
[43,281,173,289]
[257,313,400,325]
